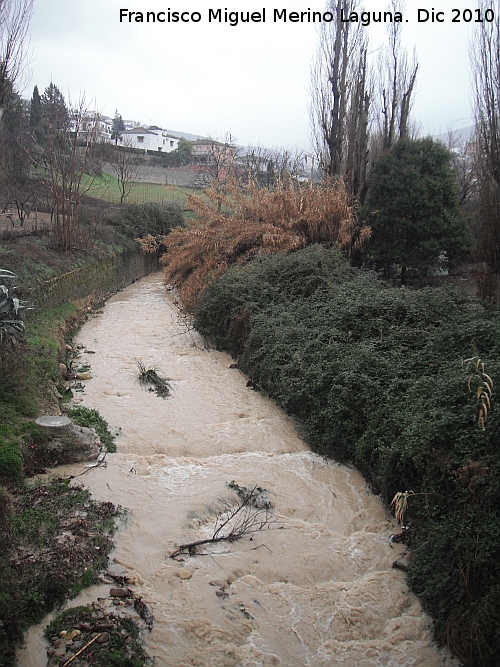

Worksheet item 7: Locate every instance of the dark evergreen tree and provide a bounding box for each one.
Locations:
[363,138,472,283]
[40,82,69,132]
[29,85,41,128]
[1,93,30,183]
[111,110,125,144]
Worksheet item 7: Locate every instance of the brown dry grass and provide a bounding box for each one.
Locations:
[147,178,369,311]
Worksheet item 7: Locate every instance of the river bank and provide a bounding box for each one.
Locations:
[0,219,166,665]
[17,273,460,667]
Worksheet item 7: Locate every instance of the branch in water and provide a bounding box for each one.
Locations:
[169,486,281,559]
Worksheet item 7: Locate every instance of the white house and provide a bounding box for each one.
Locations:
[119,126,180,153]
[69,112,113,143]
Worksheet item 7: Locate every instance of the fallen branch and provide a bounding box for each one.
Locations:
[62,633,102,666]
[68,451,108,479]
[170,486,280,559]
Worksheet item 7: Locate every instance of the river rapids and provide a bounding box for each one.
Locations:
[17,274,460,667]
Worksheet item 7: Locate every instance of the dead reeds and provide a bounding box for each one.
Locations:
[142,178,369,311]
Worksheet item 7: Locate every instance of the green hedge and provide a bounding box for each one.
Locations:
[110,202,186,239]
[195,245,500,667]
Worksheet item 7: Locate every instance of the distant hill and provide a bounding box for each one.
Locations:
[164,129,205,142]
[435,125,474,149]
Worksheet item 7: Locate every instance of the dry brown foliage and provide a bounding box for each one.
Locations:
[142,178,369,311]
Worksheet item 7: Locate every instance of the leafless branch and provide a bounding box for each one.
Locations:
[169,486,282,559]
[0,0,33,113]
[470,0,500,301]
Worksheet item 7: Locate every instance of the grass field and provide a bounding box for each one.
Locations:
[85,172,197,206]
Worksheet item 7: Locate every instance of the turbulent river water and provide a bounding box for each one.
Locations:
[18,273,460,667]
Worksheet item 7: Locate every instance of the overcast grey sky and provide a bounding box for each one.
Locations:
[26,0,477,149]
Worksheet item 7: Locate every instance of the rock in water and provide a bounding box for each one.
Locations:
[176,569,192,580]
[110,587,130,597]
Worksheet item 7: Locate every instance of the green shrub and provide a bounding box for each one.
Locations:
[67,406,116,452]
[110,202,186,239]
[195,245,355,355]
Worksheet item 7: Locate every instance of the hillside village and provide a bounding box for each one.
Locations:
[67,109,312,185]
[75,113,200,153]
[69,110,475,190]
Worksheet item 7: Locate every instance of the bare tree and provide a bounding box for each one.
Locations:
[106,139,144,204]
[203,134,238,184]
[35,95,104,250]
[309,0,371,198]
[471,0,500,301]
[268,147,307,184]
[472,0,500,185]
[192,134,239,209]
[236,145,307,188]
[344,44,370,199]
[366,0,419,189]
[238,145,272,185]
[445,129,477,207]
[310,0,420,201]
[0,0,33,117]
[376,0,418,151]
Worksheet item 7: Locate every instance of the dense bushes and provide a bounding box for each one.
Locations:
[195,245,500,666]
[110,202,186,239]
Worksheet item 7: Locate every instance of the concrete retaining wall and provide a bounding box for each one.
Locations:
[26,248,160,314]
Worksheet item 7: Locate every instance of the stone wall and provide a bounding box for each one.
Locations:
[26,248,159,314]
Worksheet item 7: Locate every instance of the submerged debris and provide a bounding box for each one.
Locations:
[136,358,171,398]
[227,481,272,509]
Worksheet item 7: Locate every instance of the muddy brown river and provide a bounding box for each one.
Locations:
[18,273,460,667]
